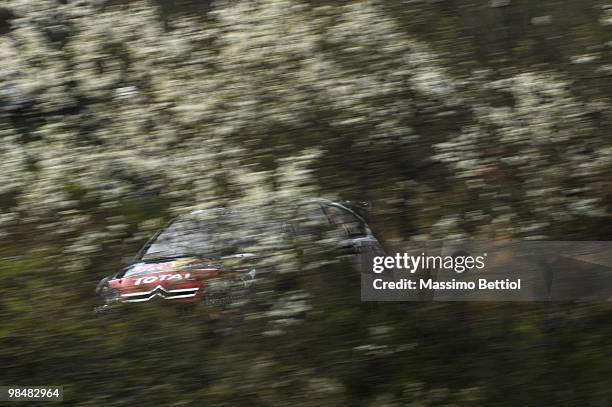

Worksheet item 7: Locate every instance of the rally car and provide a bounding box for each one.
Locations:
[94,199,384,313]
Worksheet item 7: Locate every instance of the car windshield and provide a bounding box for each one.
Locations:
[141,210,251,262]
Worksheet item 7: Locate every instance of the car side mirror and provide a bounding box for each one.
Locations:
[337,243,360,255]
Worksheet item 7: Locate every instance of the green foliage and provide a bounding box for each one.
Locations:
[0,0,611,405]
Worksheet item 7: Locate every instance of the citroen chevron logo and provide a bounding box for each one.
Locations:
[121,285,199,303]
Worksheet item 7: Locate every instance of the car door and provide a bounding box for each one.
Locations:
[321,203,386,273]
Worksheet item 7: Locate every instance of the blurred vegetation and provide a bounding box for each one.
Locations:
[0,0,611,405]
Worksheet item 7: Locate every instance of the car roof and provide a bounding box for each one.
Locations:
[185,198,345,217]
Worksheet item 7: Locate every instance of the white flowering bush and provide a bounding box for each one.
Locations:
[434,71,609,237]
[0,0,611,404]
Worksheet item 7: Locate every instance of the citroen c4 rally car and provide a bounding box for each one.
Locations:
[94,199,384,313]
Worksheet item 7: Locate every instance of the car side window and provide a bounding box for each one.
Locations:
[296,203,326,225]
[322,205,367,237]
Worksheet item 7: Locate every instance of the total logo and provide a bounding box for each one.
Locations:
[133,273,193,285]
